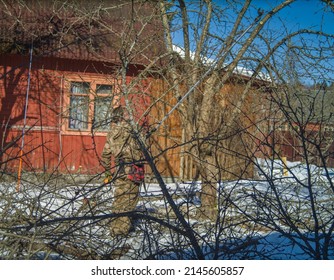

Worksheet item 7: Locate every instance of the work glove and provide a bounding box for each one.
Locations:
[103,171,113,184]
[104,176,113,184]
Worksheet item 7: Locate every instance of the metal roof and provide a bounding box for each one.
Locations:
[0,0,165,66]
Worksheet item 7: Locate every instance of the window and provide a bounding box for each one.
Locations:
[68,82,90,130]
[67,81,114,132]
[93,84,113,131]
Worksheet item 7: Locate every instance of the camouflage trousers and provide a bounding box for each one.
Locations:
[110,177,140,237]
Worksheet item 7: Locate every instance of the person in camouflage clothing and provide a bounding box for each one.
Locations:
[101,106,144,237]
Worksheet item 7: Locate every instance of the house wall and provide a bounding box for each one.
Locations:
[0,54,151,175]
[148,78,258,180]
[1,54,282,179]
[148,78,183,178]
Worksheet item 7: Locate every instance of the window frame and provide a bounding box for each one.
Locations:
[62,76,119,136]
[68,81,90,130]
[92,84,114,132]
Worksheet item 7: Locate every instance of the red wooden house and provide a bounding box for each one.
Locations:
[0,0,164,175]
[3,1,311,181]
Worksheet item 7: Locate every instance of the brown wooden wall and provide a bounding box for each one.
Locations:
[148,78,183,178]
[148,78,258,180]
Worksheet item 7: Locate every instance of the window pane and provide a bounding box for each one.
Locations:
[71,82,90,94]
[96,84,112,94]
[69,96,89,129]
[93,97,113,131]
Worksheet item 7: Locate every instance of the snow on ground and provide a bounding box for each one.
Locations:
[0,159,333,259]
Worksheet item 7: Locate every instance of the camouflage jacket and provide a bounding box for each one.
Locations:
[101,120,142,174]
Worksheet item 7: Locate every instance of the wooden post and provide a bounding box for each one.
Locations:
[16,43,33,191]
[282,156,288,176]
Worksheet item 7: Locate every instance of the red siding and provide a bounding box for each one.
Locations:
[1,54,150,174]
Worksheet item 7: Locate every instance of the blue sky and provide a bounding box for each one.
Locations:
[251,0,334,83]
[171,0,334,83]
[252,0,334,34]
[172,1,334,46]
